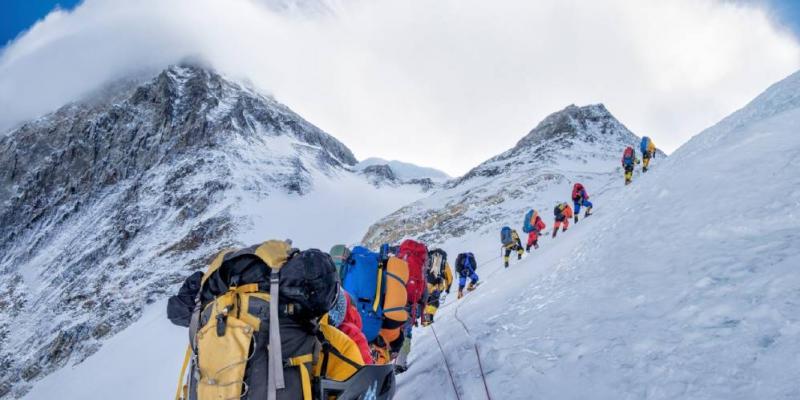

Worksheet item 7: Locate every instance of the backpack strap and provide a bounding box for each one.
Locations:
[200,249,234,286]
[254,240,291,400]
[286,354,314,400]
[268,267,285,400]
[174,345,192,400]
[372,260,385,312]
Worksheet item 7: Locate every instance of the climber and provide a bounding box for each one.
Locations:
[328,286,374,364]
[500,226,524,268]
[552,202,573,238]
[622,145,639,185]
[571,182,593,223]
[640,136,657,172]
[394,323,414,374]
[167,241,397,400]
[522,209,546,252]
[455,252,479,298]
[423,248,453,326]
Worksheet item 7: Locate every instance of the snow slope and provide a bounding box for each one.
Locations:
[394,72,800,399]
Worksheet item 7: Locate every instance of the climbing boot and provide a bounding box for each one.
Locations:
[467,282,477,291]
[552,229,558,238]
[574,215,579,224]
[585,207,592,217]
[457,289,464,299]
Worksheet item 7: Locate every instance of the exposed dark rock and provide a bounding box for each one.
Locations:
[0,64,362,395]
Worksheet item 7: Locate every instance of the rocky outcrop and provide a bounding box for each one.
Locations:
[0,64,357,398]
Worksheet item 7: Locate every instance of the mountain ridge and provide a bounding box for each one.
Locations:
[362,103,648,248]
[0,64,424,398]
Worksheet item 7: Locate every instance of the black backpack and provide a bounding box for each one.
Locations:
[455,253,477,276]
[426,248,448,284]
[170,241,338,400]
[554,204,564,220]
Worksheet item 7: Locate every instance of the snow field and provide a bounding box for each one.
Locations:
[396,75,800,399]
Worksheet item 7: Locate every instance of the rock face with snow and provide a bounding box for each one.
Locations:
[358,163,437,191]
[362,104,651,248]
[0,64,418,398]
[356,157,450,182]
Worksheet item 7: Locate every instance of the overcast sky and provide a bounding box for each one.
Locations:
[1,0,799,176]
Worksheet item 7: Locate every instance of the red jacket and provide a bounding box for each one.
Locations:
[339,294,374,364]
[527,216,547,242]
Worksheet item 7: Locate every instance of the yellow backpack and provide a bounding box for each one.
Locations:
[175,241,332,400]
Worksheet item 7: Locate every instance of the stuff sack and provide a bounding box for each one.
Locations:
[501,226,513,245]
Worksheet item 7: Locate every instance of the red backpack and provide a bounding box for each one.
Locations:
[622,146,635,166]
[397,239,429,308]
[572,183,584,201]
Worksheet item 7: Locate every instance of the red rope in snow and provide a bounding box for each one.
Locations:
[430,324,463,400]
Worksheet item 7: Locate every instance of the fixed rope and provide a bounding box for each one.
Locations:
[430,324,462,400]
[454,305,493,400]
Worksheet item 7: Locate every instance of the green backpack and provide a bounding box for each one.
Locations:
[329,244,352,282]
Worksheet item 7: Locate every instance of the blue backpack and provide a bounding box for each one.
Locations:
[341,246,384,342]
[455,252,477,276]
[522,209,535,233]
[640,136,650,155]
[501,226,513,245]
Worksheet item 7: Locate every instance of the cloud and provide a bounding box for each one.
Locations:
[1,0,798,175]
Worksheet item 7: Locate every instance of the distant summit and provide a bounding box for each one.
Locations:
[362,103,648,247]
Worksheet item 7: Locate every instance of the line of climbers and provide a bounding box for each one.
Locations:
[167,238,480,400]
[499,136,655,267]
[622,136,658,185]
[500,181,594,267]
[164,137,658,400]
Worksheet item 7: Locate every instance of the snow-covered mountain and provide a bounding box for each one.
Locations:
[0,65,428,398]
[362,104,655,248]
[394,71,800,399]
[356,158,450,183]
[7,61,796,400]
